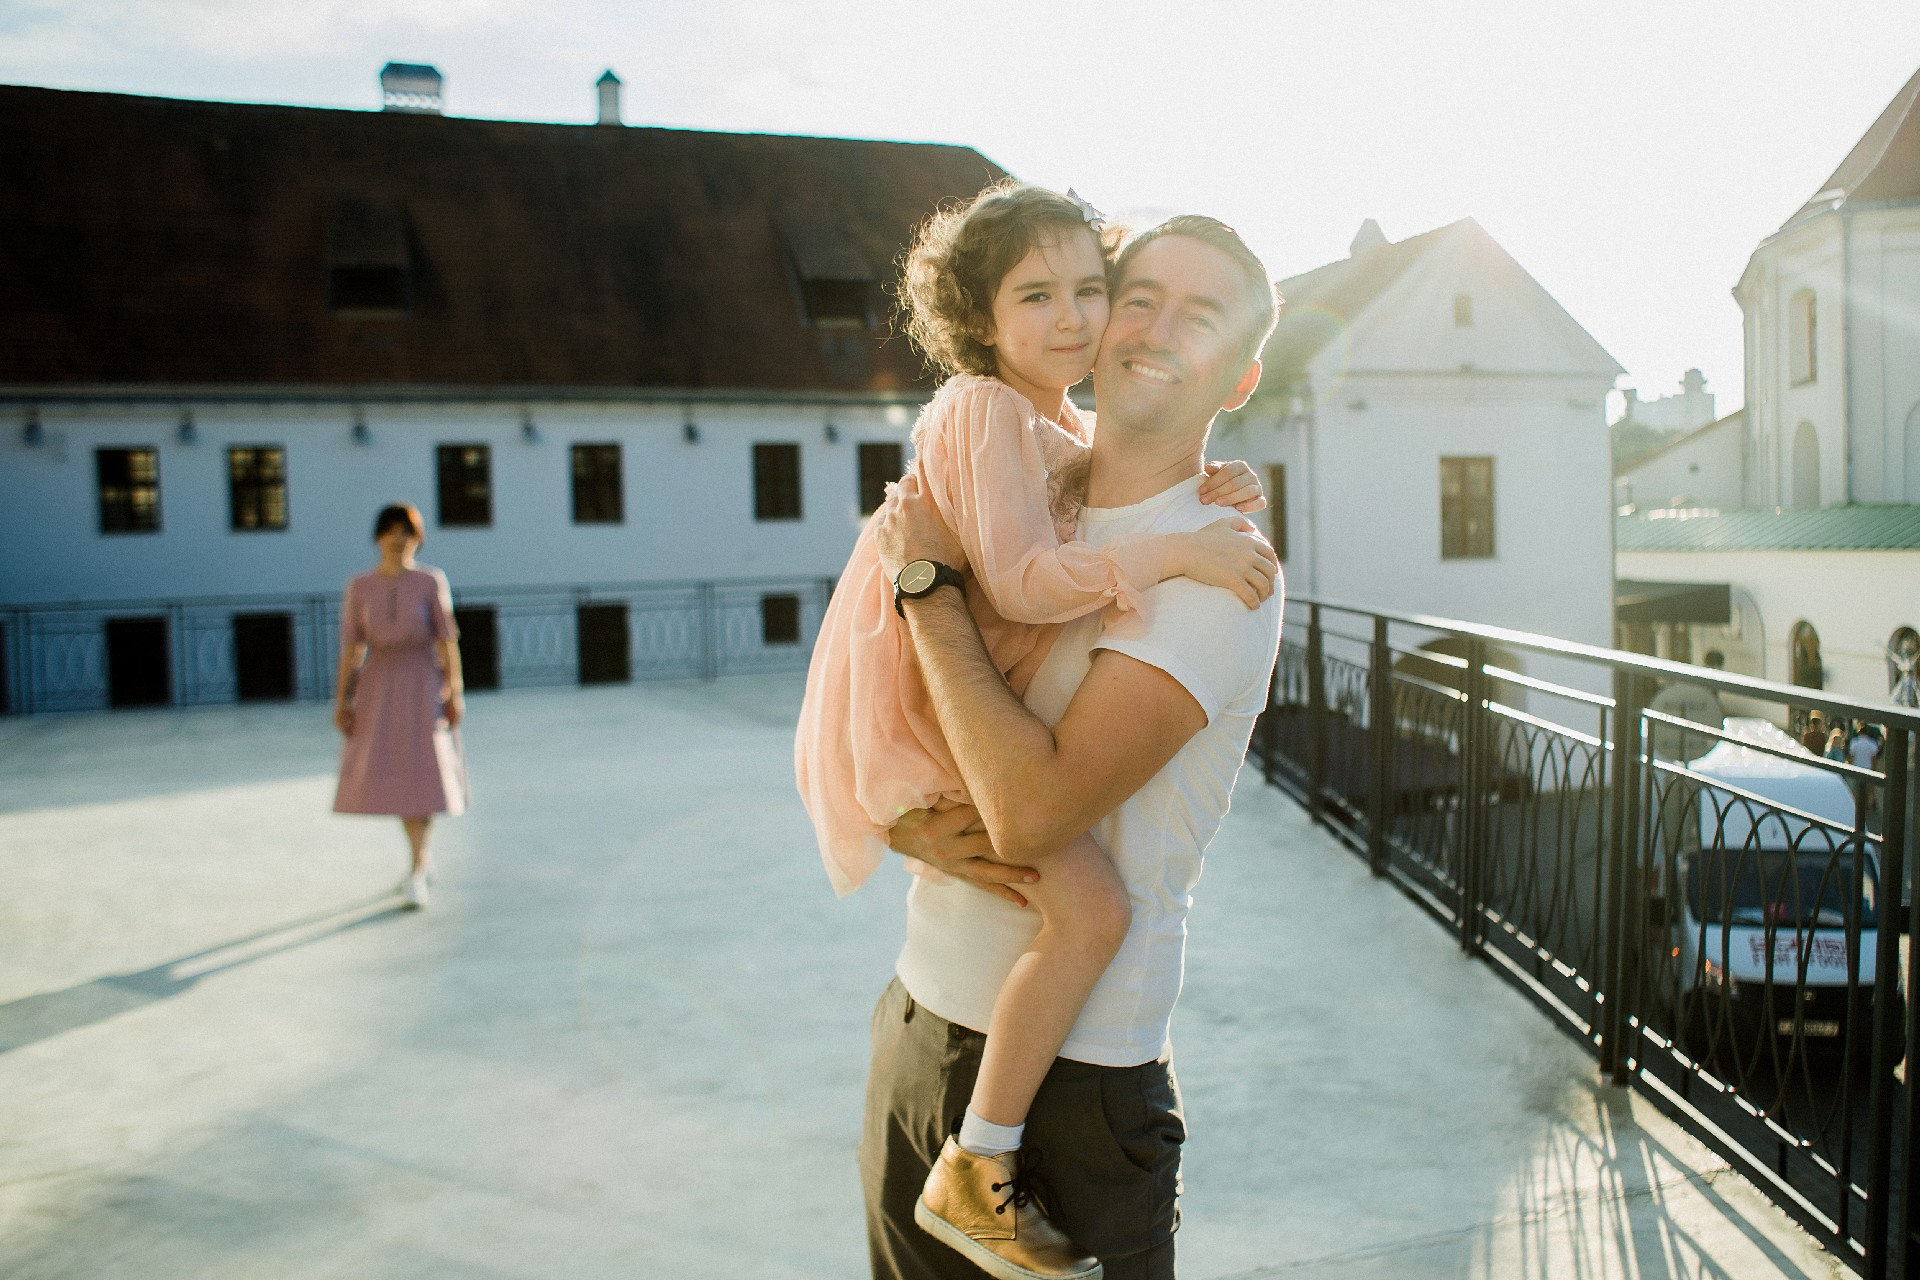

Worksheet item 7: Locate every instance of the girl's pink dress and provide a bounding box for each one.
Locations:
[332,565,469,818]
[795,375,1162,896]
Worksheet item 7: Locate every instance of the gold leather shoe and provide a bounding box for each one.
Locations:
[914,1137,1102,1280]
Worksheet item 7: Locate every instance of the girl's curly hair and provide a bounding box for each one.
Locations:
[895,180,1124,379]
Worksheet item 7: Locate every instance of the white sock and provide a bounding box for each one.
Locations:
[957,1109,1024,1158]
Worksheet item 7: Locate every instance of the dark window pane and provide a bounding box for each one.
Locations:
[329,266,410,313]
[1440,456,1494,559]
[762,593,801,645]
[97,448,161,533]
[233,612,295,700]
[454,606,500,690]
[571,443,624,524]
[801,279,870,328]
[858,441,904,515]
[754,443,802,521]
[577,603,630,684]
[105,616,170,706]
[228,446,288,531]
[437,444,492,527]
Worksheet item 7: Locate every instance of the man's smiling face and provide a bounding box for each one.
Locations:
[1093,234,1262,434]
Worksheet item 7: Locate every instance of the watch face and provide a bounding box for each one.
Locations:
[899,560,937,594]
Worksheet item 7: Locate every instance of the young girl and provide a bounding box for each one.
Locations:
[795,182,1276,1278]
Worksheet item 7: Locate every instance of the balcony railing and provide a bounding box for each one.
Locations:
[0,577,834,715]
[1259,595,1920,1276]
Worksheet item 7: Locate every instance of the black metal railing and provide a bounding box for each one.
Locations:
[0,577,834,715]
[1258,595,1920,1276]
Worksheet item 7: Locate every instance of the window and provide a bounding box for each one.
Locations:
[762,593,801,645]
[1439,456,1494,559]
[1789,289,1817,385]
[800,280,871,328]
[571,443,624,524]
[777,211,875,329]
[228,446,288,531]
[858,441,905,515]
[754,442,803,521]
[454,606,501,691]
[577,603,631,685]
[1454,294,1474,327]
[233,613,295,701]
[1264,464,1288,561]
[327,197,411,316]
[96,448,161,533]
[436,444,492,527]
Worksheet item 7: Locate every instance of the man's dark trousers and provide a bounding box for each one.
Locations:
[859,977,1184,1279]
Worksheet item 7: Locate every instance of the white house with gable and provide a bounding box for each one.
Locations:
[1219,216,1622,673]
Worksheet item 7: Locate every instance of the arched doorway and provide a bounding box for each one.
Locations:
[1791,421,1821,510]
[1789,620,1823,689]
[1890,626,1920,709]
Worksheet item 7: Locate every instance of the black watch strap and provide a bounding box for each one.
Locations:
[893,561,966,618]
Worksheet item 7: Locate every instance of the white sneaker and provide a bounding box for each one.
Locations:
[405,873,430,909]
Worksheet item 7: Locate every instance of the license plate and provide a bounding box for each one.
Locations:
[1777,1019,1841,1037]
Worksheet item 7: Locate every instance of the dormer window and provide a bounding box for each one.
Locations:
[777,210,874,329]
[327,197,412,316]
[1454,294,1474,327]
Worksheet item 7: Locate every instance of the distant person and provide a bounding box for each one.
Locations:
[332,503,468,909]
[1801,712,1829,756]
[1824,726,1849,762]
[796,184,1277,1279]
[1850,724,1883,772]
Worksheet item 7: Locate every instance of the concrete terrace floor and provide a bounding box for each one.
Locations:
[0,675,1845,1280]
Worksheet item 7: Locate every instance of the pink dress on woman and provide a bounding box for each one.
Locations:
[332,565,469,817]
[795,374,1163,896]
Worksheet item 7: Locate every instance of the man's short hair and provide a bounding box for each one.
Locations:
[1112,215,1282,363]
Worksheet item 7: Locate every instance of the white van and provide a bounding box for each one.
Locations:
[1652,718,1892,1067]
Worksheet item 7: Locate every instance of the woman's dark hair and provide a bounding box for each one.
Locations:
[896,180,1123,379]
[372,502,424,542]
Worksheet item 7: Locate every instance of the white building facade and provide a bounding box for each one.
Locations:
[0,80,1004,712]
[1220,217,1621,667]
[1613,65,1920,710]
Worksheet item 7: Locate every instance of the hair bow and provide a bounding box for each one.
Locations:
[1066,189,1105,232]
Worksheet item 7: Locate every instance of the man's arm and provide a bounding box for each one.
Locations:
[899,591,1206,863]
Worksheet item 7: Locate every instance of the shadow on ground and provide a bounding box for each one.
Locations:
[0,894,408,1055]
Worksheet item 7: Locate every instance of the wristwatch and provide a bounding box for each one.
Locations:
[893,559,965,618]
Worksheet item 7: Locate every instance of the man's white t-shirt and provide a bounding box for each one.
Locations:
[894,474,1283,1067]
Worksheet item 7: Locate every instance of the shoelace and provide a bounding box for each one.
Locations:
[989,1148,1045,1217]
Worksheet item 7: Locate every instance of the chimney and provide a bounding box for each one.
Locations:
[381,63,444,115]
[597,70,623,126]
[1349,218,1388,257]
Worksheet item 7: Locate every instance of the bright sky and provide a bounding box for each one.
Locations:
[5,1,1918,417]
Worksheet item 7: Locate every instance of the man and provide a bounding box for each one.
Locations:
[861,217,1285,1280]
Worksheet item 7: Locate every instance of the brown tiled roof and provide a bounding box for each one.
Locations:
[1784,65,1920,228]
[0,85,1008,394]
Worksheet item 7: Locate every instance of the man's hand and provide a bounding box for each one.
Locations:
[872,469,966,581]
[887,803,1039,908]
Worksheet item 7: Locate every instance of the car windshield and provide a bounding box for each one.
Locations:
[1684,848,1879,929]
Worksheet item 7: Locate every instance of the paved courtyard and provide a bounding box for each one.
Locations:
[0,676,1845,1279]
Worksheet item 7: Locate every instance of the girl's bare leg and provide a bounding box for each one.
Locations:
[400,816,432,878]
[968,832,1130,1127]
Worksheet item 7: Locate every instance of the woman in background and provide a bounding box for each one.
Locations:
[332,503,468,908]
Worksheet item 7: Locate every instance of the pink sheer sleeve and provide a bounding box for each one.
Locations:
[915,378,1164,625]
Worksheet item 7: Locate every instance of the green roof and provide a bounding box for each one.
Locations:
[1617,506,1920,552]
